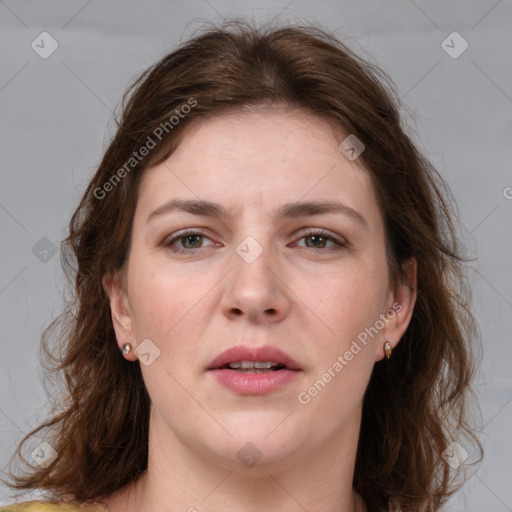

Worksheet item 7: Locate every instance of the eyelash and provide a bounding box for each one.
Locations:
[163,228,347,254]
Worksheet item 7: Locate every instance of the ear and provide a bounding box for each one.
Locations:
[376,257,417,361]
[103,270,138,361]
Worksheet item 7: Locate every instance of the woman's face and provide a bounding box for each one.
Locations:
[108,108,415,473]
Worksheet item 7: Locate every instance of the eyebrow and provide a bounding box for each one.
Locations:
[146,199,368,228]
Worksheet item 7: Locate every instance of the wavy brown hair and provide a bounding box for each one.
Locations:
[2,20,482,512]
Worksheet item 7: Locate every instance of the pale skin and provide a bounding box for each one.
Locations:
[102,108,417,512]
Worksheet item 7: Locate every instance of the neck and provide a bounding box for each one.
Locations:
[104,407,366,512]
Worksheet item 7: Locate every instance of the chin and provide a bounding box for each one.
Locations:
[199,416,308,469]
[212,440,304,475]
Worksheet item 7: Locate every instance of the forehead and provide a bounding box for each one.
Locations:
[136,109,381,226]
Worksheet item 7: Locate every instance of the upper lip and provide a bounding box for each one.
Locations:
[207,345,302,371]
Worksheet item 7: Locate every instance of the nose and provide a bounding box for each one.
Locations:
[220,239,291,324]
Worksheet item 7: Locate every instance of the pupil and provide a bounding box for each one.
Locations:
[183,235,201,248]
[306,235,325,248]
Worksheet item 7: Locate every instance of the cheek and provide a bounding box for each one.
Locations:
[126,252,199,340]
[295,258,388,350]
[295,268,385,421]
[126,253,220,369]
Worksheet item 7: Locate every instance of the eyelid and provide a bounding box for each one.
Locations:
[163,228,216,252]
[292,228,347,249]
[162,227,348,254]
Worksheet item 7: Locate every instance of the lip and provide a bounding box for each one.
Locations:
[208,368,301,395]
[206,345,303,396]
[207,345,301,371]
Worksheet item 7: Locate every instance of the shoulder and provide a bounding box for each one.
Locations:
[0,501,108,512]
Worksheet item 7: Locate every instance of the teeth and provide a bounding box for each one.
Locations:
[234,368,276,374]
[228,360,280,369]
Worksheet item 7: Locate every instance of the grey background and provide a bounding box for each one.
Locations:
[0,0,511,510]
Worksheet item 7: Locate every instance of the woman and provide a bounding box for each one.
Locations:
[1,20,481,512]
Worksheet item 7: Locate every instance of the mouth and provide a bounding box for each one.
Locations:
[206,345,302,395]
[216,360,291,373]
[207,345,302,372]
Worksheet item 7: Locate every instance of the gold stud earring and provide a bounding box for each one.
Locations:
[384,341,392,360]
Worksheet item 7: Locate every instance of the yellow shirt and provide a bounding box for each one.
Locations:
[0,501,109,512]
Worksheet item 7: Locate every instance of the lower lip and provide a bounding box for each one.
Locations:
[208,368,301,395]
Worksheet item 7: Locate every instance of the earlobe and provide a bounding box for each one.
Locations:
[377,257,417,361]
[102,271,138,361]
